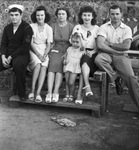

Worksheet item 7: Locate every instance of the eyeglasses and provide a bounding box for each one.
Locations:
[87,31,91,38]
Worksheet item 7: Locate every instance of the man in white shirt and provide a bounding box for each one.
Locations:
[95,5,139,110]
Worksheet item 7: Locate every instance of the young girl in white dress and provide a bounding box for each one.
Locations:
[63,32,85,102]
[28,6,53,103]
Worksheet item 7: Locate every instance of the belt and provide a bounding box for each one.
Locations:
[86,48,94,51]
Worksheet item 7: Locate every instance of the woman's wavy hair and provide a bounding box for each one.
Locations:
[55,7,70,20]
[78,5,97,25]
[31,5,50,23]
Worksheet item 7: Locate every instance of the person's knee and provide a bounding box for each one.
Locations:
[95,55,102,66]
[82,63,90,73]
[13,62,25,71]
[69,81,74,87]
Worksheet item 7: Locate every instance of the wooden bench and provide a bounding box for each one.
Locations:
[4,50,139,117]
[127,50,139,74]
[9,70,109,117]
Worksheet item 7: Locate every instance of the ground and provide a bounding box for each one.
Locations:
[0,88,139,150]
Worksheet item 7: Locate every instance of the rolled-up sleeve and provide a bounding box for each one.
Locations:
[97,25,107,39]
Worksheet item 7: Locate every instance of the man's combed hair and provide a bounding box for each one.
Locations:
[109,5,122,13]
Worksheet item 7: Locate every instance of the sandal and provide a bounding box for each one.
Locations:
[28,93,34,101]
[63,95,69,102]
[45,93,52,103]
[75,99,83,105]
[86,92,94,100]
[52,93,59,103]
[35,95,42,103]
[68,95,74,102]
[86,91,93,97]
[75,95,83,105]
[83,85,93,97]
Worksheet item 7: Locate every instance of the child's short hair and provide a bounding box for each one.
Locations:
[71,32,85,51]
[71,32,81,40]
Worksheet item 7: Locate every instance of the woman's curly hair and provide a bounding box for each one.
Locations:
[78,5,97,25]
[31,5,50,23]
[55,7,70,20]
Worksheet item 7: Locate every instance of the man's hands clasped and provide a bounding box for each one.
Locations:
[2,55,12,68]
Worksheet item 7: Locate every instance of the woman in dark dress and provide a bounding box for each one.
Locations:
[45,7,74,103]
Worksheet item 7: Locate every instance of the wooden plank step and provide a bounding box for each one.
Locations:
[9,95,100,111]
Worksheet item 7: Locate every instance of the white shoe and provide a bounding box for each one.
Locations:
[28,93,34,101]
[52,93,59,103]
[45,93,52,103]
[35,95,42,103]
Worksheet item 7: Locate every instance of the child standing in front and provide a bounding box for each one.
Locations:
[63,32,85,102]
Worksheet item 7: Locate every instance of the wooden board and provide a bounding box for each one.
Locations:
[9,96,101,111]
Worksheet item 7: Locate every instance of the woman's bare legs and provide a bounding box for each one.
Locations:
[53,72,63,94]
[47,72,55,94]
[36,66,47,96]
[76,74,84,100]
[82,63,92,94]
[31,64,41,93]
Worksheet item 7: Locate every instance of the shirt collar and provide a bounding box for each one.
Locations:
[107,21,125,29]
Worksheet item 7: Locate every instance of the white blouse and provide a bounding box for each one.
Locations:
[72,24,99,49]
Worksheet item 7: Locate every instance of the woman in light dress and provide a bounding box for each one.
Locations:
[28,6,53,102]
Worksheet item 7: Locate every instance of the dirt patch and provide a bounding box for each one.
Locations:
[0,88,139,150]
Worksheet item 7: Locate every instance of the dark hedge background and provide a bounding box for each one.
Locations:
[0,0,139,89]
[0,0,139,41]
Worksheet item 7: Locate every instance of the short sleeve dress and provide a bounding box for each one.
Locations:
[48,22,74,73]
[28,23,53,71]
[72,24,99,76]
[64,46,84,74]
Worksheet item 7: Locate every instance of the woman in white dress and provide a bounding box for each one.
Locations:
[72,5,99,104]
[28,6,53,102]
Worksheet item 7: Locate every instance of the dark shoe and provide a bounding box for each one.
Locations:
[115,77,123,95]
[20,97,26,101]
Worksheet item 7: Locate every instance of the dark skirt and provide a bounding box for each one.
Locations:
[48,51,64,73]
[80,53,98,77]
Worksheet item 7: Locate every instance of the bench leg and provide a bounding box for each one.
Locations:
[100,72,109,115]
[93,110,101,118]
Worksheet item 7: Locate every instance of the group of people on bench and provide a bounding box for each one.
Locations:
[0,3,139,110]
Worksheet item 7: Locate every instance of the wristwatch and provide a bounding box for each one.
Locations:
[110,43,113,47]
